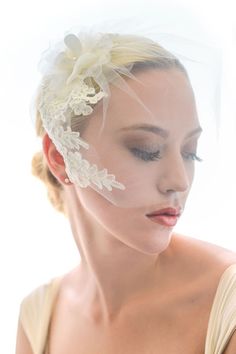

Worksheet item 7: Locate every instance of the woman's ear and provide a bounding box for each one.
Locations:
[42,133,71,185]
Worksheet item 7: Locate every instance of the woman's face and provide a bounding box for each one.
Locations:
[74,68,202,253]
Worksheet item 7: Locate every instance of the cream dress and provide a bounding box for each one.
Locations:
[19,264,236,354]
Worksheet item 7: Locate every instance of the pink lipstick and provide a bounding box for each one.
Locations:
[146,207,181,227]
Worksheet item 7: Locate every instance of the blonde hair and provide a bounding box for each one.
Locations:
[31,33,187,214]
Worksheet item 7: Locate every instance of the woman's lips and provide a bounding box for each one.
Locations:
[146,214,179,227]
[146,207,181,227]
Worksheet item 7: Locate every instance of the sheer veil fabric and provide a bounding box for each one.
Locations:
[32,23,222,210]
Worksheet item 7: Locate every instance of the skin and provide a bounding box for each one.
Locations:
[16,68,236,354]
[52,68,201,321]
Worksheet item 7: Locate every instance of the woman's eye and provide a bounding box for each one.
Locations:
[128,146,202,163]
[129,148,161,162]
[182,152,203,162]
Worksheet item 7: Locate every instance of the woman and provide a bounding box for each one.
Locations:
[16,31,236,354]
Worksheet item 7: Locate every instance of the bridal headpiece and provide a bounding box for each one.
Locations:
[36,29,188,208]
[38,32,132,191]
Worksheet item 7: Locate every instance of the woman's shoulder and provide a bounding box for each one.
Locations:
[173,232,236,272]
[171,233,236,350]
[169,232,236,303]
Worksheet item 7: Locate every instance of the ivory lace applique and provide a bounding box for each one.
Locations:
[38,33,126,191]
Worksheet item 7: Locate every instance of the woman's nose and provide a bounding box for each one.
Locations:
[157,154,191,194]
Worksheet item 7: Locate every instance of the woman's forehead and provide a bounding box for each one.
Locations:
[104,68,197,131]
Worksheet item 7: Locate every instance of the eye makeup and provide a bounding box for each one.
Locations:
[123,137,163,162]
[121,133,202,163]
[129,147,162,161]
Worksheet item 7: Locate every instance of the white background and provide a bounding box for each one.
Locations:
[0,0,235,352]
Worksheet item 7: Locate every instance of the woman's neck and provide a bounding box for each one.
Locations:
[64,187,177,325]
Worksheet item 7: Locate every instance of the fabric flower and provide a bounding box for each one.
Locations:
[38,31,126,191]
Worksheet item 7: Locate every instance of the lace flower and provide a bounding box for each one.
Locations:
[37,32,125,191]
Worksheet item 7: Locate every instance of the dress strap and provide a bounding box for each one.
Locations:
[205,264,236,354]
[20,276,62,354]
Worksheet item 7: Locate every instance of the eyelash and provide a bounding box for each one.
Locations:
[130,148,202,162]
[130,148,161,161]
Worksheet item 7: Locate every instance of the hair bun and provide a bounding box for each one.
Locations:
[31,150,65,213]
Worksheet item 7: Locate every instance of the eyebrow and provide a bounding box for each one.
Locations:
[118,123,202,139]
